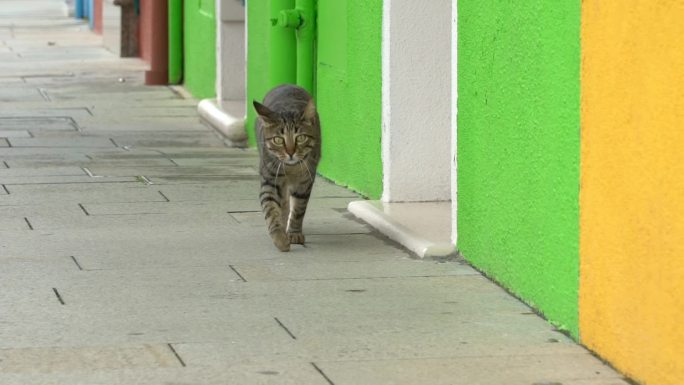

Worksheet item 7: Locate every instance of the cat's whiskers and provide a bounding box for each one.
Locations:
[274,161,283,186]
[298,161,306,178]
[302,160,313,182]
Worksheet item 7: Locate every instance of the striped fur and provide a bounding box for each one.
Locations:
[254,84,321,252]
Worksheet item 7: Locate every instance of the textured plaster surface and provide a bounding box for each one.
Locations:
[457,0,582,337]
[183,0,216,99]
[216,0,244,102]
[381,0,452,202]
[580,1,684,384]
[315,0,383,199]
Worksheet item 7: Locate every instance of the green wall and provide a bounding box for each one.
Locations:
[315,0,382,198]
[457,0,582,337]
[247,0,383,199]
[183,0,216,98]
[168,0,183,84]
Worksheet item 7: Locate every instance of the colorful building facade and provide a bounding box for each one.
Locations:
[243,2,684,384]
[95,1,683,384]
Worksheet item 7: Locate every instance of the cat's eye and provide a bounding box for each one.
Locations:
[296,135,308,144]
[272,137,284,145]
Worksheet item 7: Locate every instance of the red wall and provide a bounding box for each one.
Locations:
[138,0,168,84]
[94,0,103,34]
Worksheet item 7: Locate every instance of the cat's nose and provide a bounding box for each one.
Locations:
[285,147,295,157]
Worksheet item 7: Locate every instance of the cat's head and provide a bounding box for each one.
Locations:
[253,100,318,165]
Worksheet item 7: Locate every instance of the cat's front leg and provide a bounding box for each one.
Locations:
[260,179,290,252]
[287,180,314,245]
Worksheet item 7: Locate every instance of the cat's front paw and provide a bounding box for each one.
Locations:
[271,230,291,252]
[288,232,305,245]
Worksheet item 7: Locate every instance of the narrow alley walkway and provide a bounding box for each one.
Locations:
[0,2,630,384]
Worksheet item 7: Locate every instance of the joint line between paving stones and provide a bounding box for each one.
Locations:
[158,190,170,202]
[274,317,297,340]
[4,138,12,147]
[167,86,186,99]
[229,265,247,282]
[3,161,9,168]
[109,138,119,147]
[2,184,9,194]
[38,87,51,101]
[167,344,186,367]
[9,181,143,186]
[69,256,83,271]
[311,363,335,385]
[24,217,33,230]
[82,167,96,177]
[78,203,90,216]
[52,288,65,305]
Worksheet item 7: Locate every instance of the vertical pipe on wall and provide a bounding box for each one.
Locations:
[75,0,84,19]
[295,0,315,94]
[168,0,183,84]
[88,0,94,29]
[269,0,296,87]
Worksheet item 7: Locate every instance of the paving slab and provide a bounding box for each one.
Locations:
[0,165,86,176]
[0,183,164,205]
[0,344,180,373]
[0,129,32,138]
[7,137,117,148]
[0,364,330,385]
[316,355,627,385]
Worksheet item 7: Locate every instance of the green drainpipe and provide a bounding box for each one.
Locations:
[270,0,296,87]
[271,0,316,94]
[168,0,183,84]
[295,0,315,94]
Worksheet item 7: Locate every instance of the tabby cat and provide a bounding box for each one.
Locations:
[253,84,321,252]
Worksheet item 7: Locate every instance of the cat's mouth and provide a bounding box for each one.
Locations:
[284,159,300,166]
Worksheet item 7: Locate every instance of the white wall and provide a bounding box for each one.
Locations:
[451,0,458,244]
[216,0,245,102]
[382,0,453,203]
[102,0,120,56]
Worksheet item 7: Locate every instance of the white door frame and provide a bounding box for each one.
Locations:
[381,0,457,244]
[216,0,246,102]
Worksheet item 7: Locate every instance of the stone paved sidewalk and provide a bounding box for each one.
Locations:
[0,2,630,384]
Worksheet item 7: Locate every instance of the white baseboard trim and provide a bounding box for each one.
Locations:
[348,200,456,259]
[198,98,247,147]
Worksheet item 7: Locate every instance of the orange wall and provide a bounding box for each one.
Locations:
[580,1,684,384]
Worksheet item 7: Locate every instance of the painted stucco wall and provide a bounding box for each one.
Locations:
[183,0,216,99]
[246,0,383,199]
[579,1,684,384]
[457,0,581,337]
[316,0,382,199]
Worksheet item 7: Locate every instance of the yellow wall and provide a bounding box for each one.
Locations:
[580,1,684,384]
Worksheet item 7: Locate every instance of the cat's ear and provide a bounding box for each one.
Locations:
[303,98,317,122]
[253,101,278,124]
